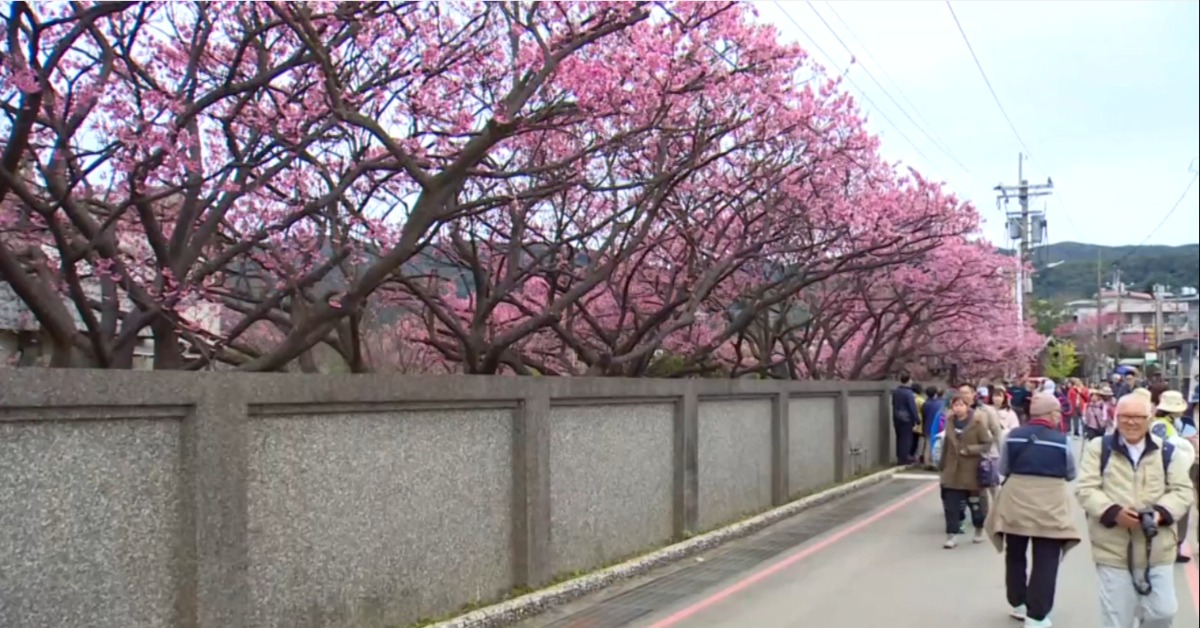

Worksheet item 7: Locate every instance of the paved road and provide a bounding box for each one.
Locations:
[523,473,1200,628]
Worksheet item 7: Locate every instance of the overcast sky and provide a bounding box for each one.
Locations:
[751,0,1200,250]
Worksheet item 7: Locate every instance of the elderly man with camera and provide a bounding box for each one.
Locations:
[1076,392,1195,627]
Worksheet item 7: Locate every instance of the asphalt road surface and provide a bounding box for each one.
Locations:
[520,470,1200,628]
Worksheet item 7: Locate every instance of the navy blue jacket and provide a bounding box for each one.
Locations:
[922,397,945,432]
[891,386,920,424]
[999,424,1077,480]
[1008,385,1030,413]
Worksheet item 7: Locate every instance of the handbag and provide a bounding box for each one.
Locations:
[978,455,1000,488]
[975,409,1001,487]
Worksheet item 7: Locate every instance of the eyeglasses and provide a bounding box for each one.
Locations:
[1117,414,1150,422]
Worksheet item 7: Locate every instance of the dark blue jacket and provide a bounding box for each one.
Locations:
[1008,385,1030,413]
[999,424,1077,480]
[922,397,944,432]
[891,385,920,424]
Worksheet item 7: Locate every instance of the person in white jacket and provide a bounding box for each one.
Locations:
[1076,393,1194,628]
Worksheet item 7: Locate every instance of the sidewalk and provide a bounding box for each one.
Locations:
[519,473,1200,627]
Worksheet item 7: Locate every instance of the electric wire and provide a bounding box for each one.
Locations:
[821,1,955,161]
[944,1,1034,161]
[945,1,1082,232]
[771,0,940,173]
[806,1,973,176]
[1113,172,1199,268]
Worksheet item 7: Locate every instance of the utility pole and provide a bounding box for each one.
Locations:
[996,153,1053,325]
[1095,249,1103,381]
[1152,284,1164,355]
[1113,262,1123,365]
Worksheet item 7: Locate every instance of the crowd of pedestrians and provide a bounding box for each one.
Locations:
[893,370,1199,628]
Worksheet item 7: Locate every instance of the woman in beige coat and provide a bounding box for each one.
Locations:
[939,391,995,548]
[985,392,1081,628]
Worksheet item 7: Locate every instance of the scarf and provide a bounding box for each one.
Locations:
[1028,416,1059,430]
[951,407,975,429]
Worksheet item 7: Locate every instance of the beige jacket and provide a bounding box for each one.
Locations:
[1076,434,1195,568]
[980,405,1004,457]
[986,475,1081,554]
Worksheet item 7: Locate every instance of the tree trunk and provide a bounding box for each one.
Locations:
[110,339,136,369]
[152,317,184,369]
[298,348,319,373]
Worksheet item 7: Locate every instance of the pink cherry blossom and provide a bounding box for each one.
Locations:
[1,1,1044,377]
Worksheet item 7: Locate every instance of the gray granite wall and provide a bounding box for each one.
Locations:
[547,403,675,575]
[0,417,183,628]
[847,393,887,475]
[788,396,838,496]
[697,399,773,530]
[243,408,514,628]
[0,370,894,628]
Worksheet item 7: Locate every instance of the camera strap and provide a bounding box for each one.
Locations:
[1125,532,1154,596]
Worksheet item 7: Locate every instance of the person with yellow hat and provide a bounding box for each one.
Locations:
[1154,390,1196,563]
[1152,390,1190,441]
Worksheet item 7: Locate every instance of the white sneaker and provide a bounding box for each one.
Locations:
[1024,616,1052,627]
[973,529,986,544]
[943,534,958,549]
[1010,604,1027,620]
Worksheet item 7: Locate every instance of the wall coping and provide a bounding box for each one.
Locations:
[0,369,895,417]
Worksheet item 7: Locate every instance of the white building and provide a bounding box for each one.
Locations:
[1063,285,1197,348]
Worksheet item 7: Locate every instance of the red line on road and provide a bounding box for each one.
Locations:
[1184,541,1199,616]
[645,482,939,628]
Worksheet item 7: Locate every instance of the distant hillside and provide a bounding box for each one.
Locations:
[1018,242,1200,301]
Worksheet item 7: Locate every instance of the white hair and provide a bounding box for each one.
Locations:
[1116,393,1153,418]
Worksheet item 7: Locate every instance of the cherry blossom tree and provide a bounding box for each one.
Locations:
[1,1,691,369]
[390,1,826,375]
[715,225,1042,380]
[3,1,1045,378]
[2,1,384,368]
[234,0,717,372]
[1054,311,1119,372]
[379,3,1046,380]
[2,1,140,366]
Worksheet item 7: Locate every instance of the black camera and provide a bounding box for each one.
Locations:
[1138,509,1158,538]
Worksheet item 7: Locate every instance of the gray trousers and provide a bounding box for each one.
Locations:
[1096,564,1177,628]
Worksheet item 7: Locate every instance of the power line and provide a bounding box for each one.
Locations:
[1049,193,1080,233]
[1115,171,1199,267]
[804,1,973,176]
[944,1,1081,232]
[821,1,953,157]
[653,2,741,69]
[802,0,1032,252]
[770,0,940,172]
[944,1,1033,159]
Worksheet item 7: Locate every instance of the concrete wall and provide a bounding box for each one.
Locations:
[0,370,893,628]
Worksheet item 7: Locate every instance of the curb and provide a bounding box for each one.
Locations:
[431,466,905,628]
